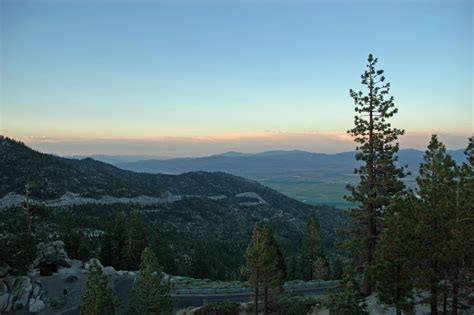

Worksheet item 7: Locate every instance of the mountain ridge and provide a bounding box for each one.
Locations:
[0,137,318,211]
[111,148,465,175]
[0,136,344,259]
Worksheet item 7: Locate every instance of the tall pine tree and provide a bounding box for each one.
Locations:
[324,267,368,315]
[80,262,117,315]
[373,195,416,315]
[413,135,456,315]
[128,247,172,315]
[261,225,285,313]
[105,211,128,270]
[448,137,474,314]
[189,241,212,279]
[345,53,406,295]
[302,213,327,281]
[244,223,284,314]
[125,213,149,270]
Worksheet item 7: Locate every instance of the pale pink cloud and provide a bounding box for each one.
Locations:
[10,129,471,157]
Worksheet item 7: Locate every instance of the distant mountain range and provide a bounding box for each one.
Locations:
[111,149,466,176]
[102,148,465,208]
[0,137,343,252]
[0,138,320,208]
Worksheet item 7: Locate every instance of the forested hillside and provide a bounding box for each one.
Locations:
[0,136,344,281]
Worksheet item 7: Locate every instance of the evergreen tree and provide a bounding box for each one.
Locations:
[80,262,117,315]
[324,267,368,315]
[189,241,211,279]
[345,53,406,295]
[244,224,284,314]
[267,226,286,286]
[150,229,177,275]
[331,257,344,280]
[302,213,327,281]
[77,234,93,268]
[312,256,329,280]
[449,137,474,314]
[261,225,285,312]
[60,212,83,259]
[125,213,149,270]
[110,211,128,270]
[100,231,114,268]
[373,195,415,315]
[286,256,300,281]
[129,247,172,315]
[413,135,457,315]
[9,225,36,276]
[244,223,265,315]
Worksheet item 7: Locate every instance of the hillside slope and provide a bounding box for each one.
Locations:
[0,137,316,210]
[110,147,466,208]
[0,137,343,250]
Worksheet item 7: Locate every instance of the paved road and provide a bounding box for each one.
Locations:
[57,277,335,314]
[174,286,329,309]
[113,277,334,310]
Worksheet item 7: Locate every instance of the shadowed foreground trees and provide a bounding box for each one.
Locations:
[244,223,285,314]
[80,262,117,315]
[129,247,172,315]
[413,135,457,315]
[373,195,416,315]
[335,55,473,315]
[324,267,368,315]
[302,213,327,281]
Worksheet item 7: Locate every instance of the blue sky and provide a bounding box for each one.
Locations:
[1,0,472,156]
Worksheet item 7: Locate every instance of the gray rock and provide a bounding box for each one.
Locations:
[0,280,7,295]
[11,276,31,292]
[31,283,42,299]
[28,297,46,313]
[35,241,69,266]
[12,277,32,311]
[0,292,12,311]
[103,266,116,276]
[85,258,103,271]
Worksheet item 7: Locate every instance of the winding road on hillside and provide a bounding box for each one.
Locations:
[58,277,337,315]
[172,285,331,309]
[114,277,336,312]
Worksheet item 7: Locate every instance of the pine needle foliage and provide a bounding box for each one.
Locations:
[128,247,172,315]
[344,53,406,295]
[80,262,117,315]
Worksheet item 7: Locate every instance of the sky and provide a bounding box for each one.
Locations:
[1,0,472,157]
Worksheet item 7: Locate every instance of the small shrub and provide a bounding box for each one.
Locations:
[277,292,321,315]
[195,301,240,315]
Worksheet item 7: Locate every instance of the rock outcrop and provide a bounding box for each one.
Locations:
[28,297,46,313]
[0,276,44,312]
[35,241,68,266]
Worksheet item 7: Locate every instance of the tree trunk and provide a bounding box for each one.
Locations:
[364,64,376,297]
[264,287,268,314]
[254,287,259,315]
[396,308,402,315]
[431,283,438,315]
[452,273,458,315]
[442,277,448,315]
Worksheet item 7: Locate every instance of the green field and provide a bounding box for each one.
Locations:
[253,176,354,209]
